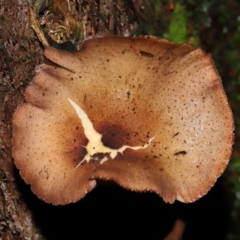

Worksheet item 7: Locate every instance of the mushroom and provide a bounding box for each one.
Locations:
[12,36,233,205]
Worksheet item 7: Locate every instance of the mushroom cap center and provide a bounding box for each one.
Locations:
[12,36,234,205]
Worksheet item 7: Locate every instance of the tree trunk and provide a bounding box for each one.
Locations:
[0,0,139,239]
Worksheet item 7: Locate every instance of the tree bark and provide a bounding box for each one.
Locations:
[0,0,138,239]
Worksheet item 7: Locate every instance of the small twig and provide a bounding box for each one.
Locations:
[164,219,185,240]
[27,0,49,47]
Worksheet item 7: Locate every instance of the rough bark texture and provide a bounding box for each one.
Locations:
[0,0,138,239]
[0,0,43,238]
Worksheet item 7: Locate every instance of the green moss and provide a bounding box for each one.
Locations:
[164,3,188,43]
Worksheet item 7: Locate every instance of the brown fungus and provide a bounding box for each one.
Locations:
[12,36,234,205]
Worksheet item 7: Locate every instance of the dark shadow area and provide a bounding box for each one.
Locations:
[15,167,230,240]
[181,179,230,240]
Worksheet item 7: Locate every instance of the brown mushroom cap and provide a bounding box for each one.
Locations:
[12,36,234,205]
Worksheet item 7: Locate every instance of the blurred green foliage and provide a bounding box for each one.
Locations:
[137,0,240,239]
[163,3,188,43]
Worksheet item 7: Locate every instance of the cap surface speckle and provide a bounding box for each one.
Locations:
[12,36,234,204]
